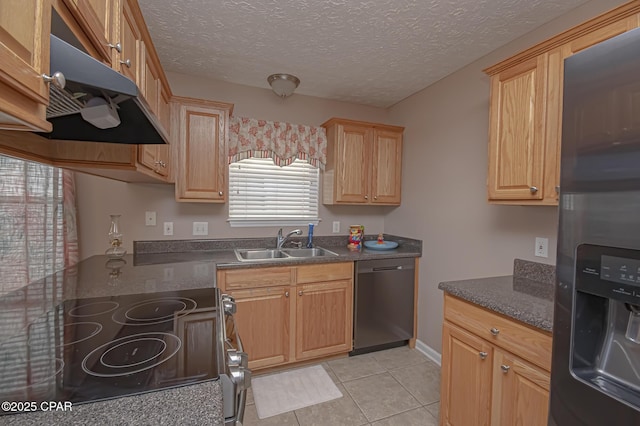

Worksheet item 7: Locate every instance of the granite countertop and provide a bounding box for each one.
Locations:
[4,381,223,426]
[438,259,555,332]
[134,234,423,270]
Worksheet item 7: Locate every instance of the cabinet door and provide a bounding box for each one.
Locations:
[487,55,547,201]
[0,0,51,131]
[440,322,492,426]
[142,42,160,115]
[335,123,371,203]
[65,0,113,64]
[228,287,291,370]
[491,350,550,426]
[295,279,353,360]
[118,0,142,86]
[371,129,402,204]
[175,100,229,202]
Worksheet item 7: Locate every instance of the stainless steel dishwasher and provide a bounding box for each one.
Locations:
[351,257,415,355]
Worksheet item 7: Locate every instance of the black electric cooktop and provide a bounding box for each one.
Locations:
[0,287,224,409]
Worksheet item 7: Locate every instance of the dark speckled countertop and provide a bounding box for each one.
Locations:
[438,259,555,332]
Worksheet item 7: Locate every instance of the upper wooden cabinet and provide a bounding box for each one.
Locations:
[63,0,115,64]
[0,0,52,132]
[487,54,548,202]
[322,118,403,206]
[117,0,142,87]
[173,96,234,203]
[485,3,640,205]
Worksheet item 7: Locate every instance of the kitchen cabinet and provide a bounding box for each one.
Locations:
[217,262,353,370]
[116,0,142,87]
[322,118,403,206]
[63,0,115,65]
[440,322,492,426]
[484,3,640,205]
[173,96,233,203]
[0,0,52,132]
[440,294,552,426]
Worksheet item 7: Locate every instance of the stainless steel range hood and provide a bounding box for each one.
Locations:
[37,35,168,144]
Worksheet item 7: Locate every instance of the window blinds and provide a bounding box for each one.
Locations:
[228,158,319,226]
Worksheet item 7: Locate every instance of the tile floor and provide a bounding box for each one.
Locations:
[243,346,440,426]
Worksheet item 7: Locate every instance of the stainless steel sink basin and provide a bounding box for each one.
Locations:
[280,247,339,258]
[234,249,291,261]
[234,247,339,262]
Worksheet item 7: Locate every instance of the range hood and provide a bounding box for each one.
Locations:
[37,35,168,144]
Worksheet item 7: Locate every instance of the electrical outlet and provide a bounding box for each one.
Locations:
[163,222,173,236]
[535,237,549,258]
[192,222,208,236]
[145,211,156,226]
[332,221,340,233]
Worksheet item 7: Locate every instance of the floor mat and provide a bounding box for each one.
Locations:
[251,365,343,419]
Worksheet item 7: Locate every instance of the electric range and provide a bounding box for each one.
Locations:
[0,281,249,424]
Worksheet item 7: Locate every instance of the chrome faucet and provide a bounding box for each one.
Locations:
[276,228,302,249]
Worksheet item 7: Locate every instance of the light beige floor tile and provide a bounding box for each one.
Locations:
[389,360,440,405]
[371,346,429,371]
[320,362,339,384]
[327,354,384,382]
[343,372,421,422]
[294,383,368,426]
[370,406,437,426]
[425,401,440,421]
[246,387,254,405]
[243,403,300,426]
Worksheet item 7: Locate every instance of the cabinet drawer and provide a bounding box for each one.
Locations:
[296,262,353,284]
[219,267,294,290]
[444,294,552,371]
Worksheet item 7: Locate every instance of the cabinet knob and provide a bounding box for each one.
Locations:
[218,191,224,196]
[285,291,289,297]
[555,185,560,194]
[107,42,122,53]
[364,195,368,200]
[298,290,303,296]
[120,59,132,68]
[529,186,538,194]
[490,327,500,336]
[374,196,378,200]
[501,365,510,373]
[479,351,488,360]
[42,71,66,89]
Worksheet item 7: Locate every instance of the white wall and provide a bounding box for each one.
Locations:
[76,76,394,259]
[386,0,628,353]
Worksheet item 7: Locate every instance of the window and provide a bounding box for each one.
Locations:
[0,155,77,295]
[228,158,319,227]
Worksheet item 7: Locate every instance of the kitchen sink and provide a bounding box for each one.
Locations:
[280,247,339,258]
[234,247,339,262]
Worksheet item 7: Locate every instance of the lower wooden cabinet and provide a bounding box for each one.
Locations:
[440,322,492,426]
[440,295,551,426]
[228,286,291,369]
[218,262,353,370]
[295,279,353,360]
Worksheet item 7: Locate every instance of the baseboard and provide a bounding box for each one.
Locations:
[415,339,441,366]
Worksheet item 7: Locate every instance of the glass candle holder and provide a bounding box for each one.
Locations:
[105,214,127,259]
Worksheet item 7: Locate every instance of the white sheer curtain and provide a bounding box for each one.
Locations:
[0,155,78,295]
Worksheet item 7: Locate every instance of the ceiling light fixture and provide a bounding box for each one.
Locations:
[267,73,300,98]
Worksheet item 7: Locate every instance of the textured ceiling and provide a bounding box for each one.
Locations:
[138,0,589,108]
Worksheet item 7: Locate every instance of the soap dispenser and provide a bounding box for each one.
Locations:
[307,223,314,248]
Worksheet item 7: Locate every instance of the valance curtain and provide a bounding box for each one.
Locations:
[0,156,78,295]
[228,116,328,169]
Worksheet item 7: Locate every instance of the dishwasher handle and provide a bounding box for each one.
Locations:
[373,266,404,271]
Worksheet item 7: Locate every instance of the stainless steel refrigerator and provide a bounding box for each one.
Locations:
[550,28,640,424]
